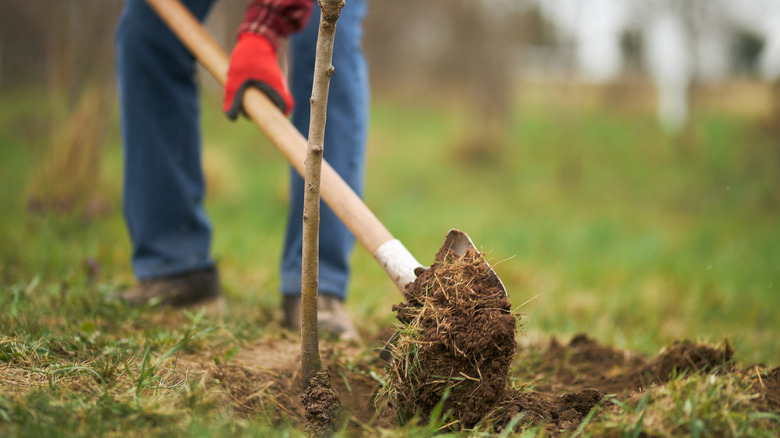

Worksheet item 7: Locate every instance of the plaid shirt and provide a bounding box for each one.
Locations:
[238,0,316,49]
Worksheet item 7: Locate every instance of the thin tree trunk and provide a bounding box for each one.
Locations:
[300,0,345,388]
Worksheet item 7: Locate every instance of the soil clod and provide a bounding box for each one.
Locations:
[301,369,341,437]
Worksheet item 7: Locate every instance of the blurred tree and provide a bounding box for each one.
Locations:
[2,0,122,217]
[0,0,120,98]
[619,28,644,76]
[0,1,49,90]
[364,0,524,163]
[735,30,766,77]
[445,0,515,162]
[523,4,558,47]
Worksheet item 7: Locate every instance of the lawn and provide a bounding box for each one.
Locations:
[1,83,778,436]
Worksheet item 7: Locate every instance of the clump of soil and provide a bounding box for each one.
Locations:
[648,339,735,383]
[386,246,519,428]
[301,370,341,437]
[540,333,646,394]
[537,334,735,396]
[484,388,605,433]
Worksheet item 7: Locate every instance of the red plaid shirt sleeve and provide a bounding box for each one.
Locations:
[238,0,316,50]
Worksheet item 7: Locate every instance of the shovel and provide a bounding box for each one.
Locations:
[143,0,506,307]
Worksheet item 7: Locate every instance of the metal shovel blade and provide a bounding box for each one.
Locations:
[379,229,507,361]
[442,229,507,296]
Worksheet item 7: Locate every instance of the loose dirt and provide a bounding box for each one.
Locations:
[478,386,605,433]
[301,370,341,437]
[536,334,735,396]
[387,247,517,428]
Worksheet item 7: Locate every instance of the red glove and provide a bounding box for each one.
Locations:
[223,33,294,119]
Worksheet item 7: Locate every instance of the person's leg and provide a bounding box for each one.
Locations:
[116,0,219,304]
[282,0,369,302]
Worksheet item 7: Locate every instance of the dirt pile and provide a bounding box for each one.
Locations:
[483,388,605,433]
[648,339,735,383]
[538,334,735,396]
[384,249,608,432]
[386,247,519,428]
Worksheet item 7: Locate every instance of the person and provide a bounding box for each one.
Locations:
[114,0,369,340]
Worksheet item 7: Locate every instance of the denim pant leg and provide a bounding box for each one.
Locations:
[116,0,218,280]
[281,0,369,300]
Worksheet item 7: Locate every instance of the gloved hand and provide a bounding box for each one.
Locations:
[223,33,294,119]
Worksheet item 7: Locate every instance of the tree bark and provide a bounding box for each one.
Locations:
[301,0,345,389]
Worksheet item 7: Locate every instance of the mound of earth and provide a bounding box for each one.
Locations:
[387,246,520,428]
[537,333,735,396]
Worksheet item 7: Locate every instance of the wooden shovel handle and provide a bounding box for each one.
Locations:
[144,0,394,255]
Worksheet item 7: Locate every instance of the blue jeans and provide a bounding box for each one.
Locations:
[115,0,369,301]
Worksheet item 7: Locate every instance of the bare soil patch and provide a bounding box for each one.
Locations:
[174,335,389,429]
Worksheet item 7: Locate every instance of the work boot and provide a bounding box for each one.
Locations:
[283,294,360,341]
[121,266,221,308]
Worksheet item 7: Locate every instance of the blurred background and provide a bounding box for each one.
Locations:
[1,0,778,363]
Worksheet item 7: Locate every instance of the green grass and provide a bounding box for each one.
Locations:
[1,84,778,436]
[364,96,779,365]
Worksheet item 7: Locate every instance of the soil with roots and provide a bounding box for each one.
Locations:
[387,246,518,428]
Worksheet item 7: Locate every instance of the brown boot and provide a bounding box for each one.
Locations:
[283,294,359,341]
[122,267,221,308]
